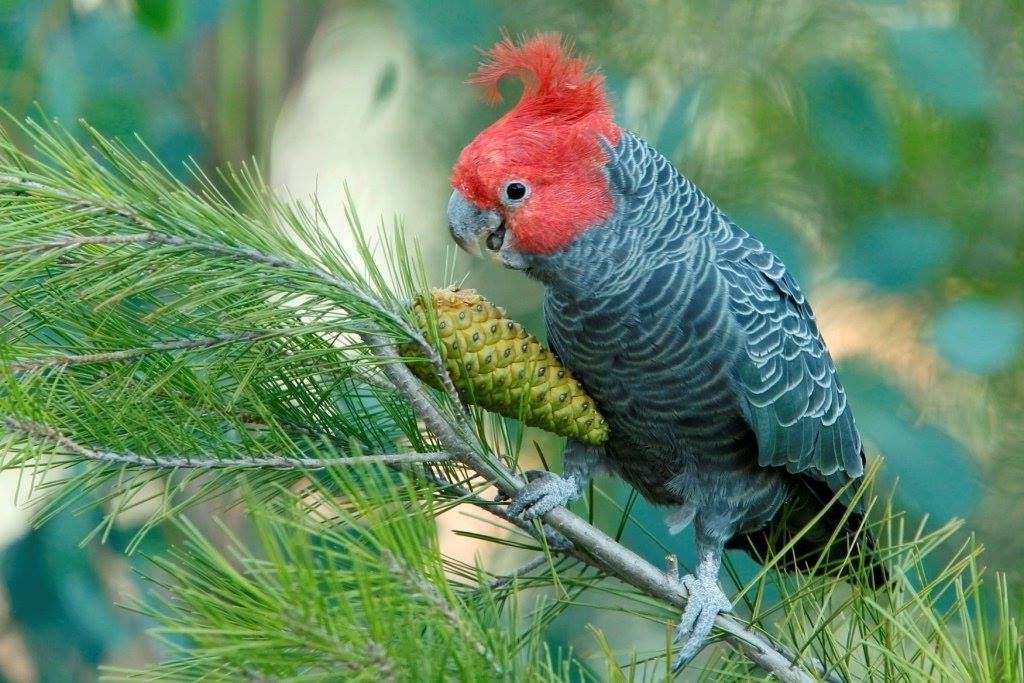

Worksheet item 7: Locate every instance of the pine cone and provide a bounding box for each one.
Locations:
[401,288,608,446]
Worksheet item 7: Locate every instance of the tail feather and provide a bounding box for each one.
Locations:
[725,474,889,589]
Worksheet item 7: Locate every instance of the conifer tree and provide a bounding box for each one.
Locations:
[0,117,1020,681]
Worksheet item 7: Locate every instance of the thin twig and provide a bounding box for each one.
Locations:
[353,366,396,393]
[384,550,503,677]
[0,232,157,254]
[8,331,271,372]
[487,553,553,589]
[3,417,452,469]
[368,341,829,683]
[665,554,679,582]
[412,466,575,553]
[0,179,463,408]
[0,173,830,681]
[367,336,500,482]
[363,642,398,683]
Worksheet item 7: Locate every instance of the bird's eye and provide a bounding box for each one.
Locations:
[504,181,528,202]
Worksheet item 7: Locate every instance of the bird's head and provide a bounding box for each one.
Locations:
[448,33,620,269]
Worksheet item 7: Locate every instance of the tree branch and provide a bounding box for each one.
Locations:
[0,184,465,408]
[410,463,576,554]
[1,223,476,437]
[383,550,504,678]
[8,332,273,372]
[2,417,453,469]
[369,341,833,683]
[487,553,553,589]
[0,173,833,681]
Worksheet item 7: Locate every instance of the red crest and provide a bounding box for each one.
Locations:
[451,34,620,254]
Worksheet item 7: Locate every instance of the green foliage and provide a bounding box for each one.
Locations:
[651,77,707,163]
[134,0,177,35]
[0,116,1021,681]
[841,213,956,291]
[933,300,1024,376]
[840,364,983,524]
[719,510,1022,682]
[887,26,993,119]
[398,0,501,60]
[0,509,142,680]
[0,114,454,542]
[804,61,895,183]
[109,469,578,682]
[0,0,320,170]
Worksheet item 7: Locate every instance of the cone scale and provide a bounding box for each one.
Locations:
[402,288,608,446]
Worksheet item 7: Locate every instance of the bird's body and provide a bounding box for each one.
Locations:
[445,34,881,665]
[537,131,788,526]
[531,129,866,557]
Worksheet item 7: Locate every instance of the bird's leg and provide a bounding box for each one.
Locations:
[673,541,731,669]
[505,440,601,519]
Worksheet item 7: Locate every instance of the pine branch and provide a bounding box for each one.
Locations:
[4,416,453,469]
[410,453,575,553]
[368,339,832,683]
[6,248,820,675]
[3,117,1018,682]
[0,170,461,402]
[0,125,824,680]
[0,226,416,340]
[8,331,271,372]
[383,550,504,678]
[487,554,553,589]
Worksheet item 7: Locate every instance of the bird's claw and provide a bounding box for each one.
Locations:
[506,470,579,519]
[672,572,731,670]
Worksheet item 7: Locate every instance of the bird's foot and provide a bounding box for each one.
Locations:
[672,572,731,670]
[504,470,580,519]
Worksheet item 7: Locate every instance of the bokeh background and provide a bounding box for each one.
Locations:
[0,0,1022,679]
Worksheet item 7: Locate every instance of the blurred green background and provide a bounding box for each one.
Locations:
[0,0,1022,679]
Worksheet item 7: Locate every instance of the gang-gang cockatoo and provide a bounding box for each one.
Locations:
[445,34,884,667]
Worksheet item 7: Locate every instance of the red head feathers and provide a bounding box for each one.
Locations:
[451,33,620,254]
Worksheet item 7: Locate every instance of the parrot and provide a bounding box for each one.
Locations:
[445,33,884,666]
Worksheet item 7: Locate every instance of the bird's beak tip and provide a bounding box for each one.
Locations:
[455,233,483,258]
[447,189,500,259]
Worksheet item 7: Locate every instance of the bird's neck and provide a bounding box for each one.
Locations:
[524,131,718,300]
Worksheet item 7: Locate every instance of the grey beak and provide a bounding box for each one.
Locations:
[447,189,503,258]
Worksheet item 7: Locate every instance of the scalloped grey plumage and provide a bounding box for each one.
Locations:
[524,131,877,579]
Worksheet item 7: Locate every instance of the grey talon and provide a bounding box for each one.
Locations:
[507,470,581,519]
[672,552,732,670]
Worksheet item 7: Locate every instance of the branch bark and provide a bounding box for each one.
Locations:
[0,173,832,681]
[487,553,553,589]
[8,332,273,372]
[370,340,834,683]
[2,417,453,469]
[0,176,463,409]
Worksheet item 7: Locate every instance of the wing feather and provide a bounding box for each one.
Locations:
[716,225,864,498]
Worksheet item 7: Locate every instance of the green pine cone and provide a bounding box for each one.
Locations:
[402,288,609,446]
